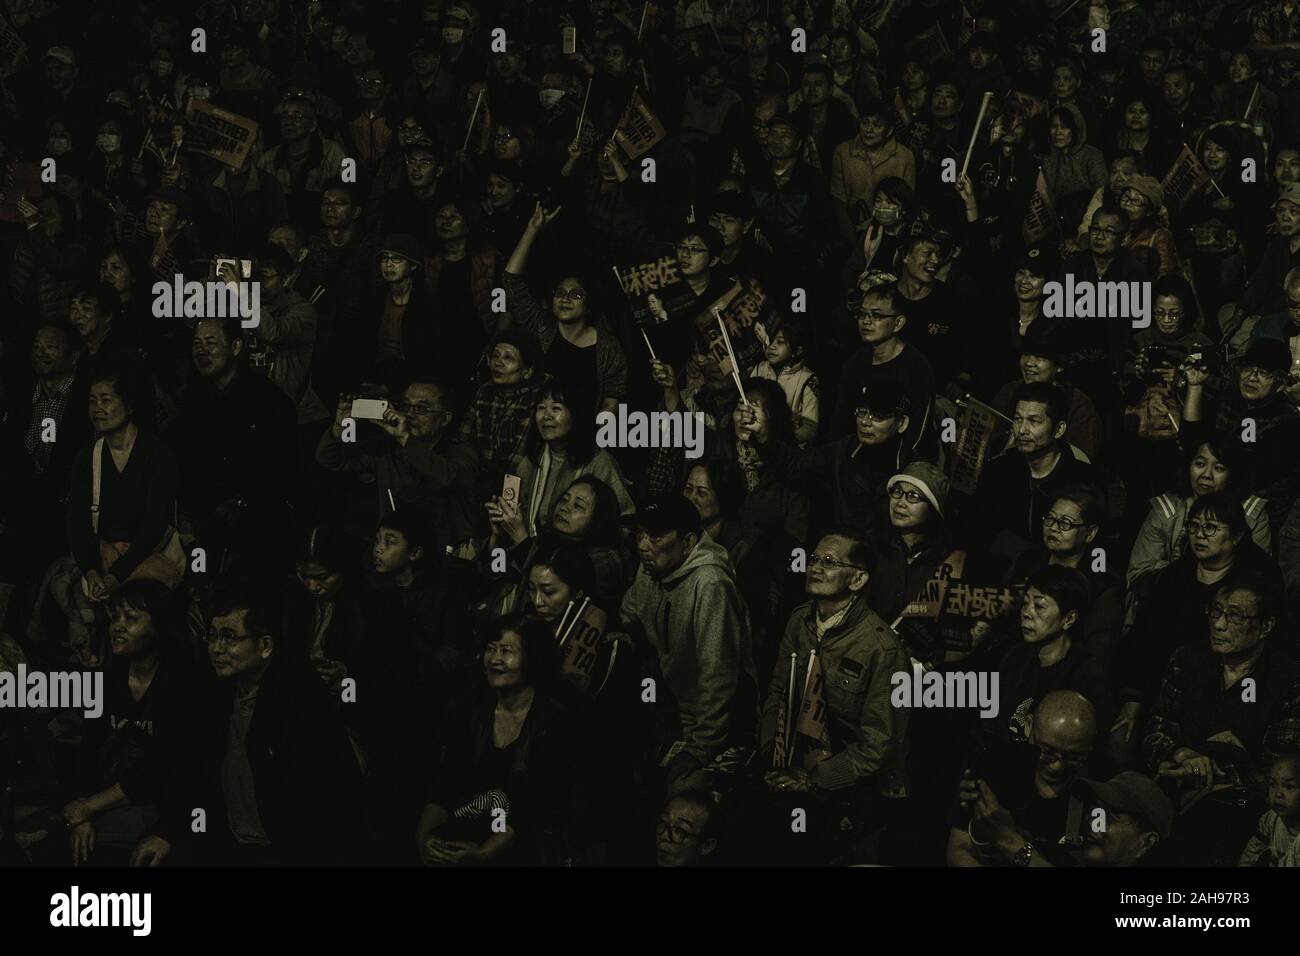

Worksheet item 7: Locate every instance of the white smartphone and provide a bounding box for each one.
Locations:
[501,474,522,504]
[350,398,389,420]
[563,26,577,55]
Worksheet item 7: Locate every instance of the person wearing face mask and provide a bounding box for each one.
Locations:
[829,99,915,246]
[533,70,581,171]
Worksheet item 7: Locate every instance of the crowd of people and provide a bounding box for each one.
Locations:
[2,0,1300,868]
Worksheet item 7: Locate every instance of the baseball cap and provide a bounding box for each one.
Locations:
[1017,244,1058,278]
[46,46,76,66]
[888,461,950,516]
[1071,772,1174,841]
[1239,337,1291,374]
[1019,317,1070,364]
[636,497,702,538]
[1276,183,1300,208]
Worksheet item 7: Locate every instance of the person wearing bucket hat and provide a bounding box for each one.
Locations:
[355,232,437,382]
[1118,174,1180,277]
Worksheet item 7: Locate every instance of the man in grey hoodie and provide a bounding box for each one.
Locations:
[621,497,758,793]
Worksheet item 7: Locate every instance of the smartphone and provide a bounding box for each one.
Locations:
[350,398,389,420]
[501,474,522,505]
[214,257,254,279]
[563,26,577,55]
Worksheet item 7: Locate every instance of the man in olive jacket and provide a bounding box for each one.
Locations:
[760,530,911,806]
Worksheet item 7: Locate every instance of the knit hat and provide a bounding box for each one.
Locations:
[378,233,424,264]
[1125,175,1165,211]
[887,461,950,516]
[1239,336,1290,374]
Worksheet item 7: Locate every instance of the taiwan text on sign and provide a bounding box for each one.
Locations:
[185,100,259,168]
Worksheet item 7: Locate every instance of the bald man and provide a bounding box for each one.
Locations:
[946,690,1098,867]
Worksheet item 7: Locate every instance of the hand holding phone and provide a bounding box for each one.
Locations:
[350,398,390,420]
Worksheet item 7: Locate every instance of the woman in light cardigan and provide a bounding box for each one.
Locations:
[486,379,635,547]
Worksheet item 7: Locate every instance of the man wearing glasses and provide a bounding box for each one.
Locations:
[376,134,446,250]
[947,690,1098,866]
[131,586,363,866]
[317,377,476,549]
[757,530,910,863]
[1144,576,1300,863]
[833,284,935,456]
[257,94,346,224]
[1184,337,1300,533]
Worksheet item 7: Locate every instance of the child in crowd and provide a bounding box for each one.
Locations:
[750,317,819,445]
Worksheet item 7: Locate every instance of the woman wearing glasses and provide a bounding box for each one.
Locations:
[1115,492,1281,763]
[503,202,629,416]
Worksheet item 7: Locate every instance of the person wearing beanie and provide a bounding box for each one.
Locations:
[1183,336,1300,533]
[868,461,959,668]
[360,232,438,385]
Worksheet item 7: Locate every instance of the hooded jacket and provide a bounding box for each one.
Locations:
[619,534,757,768]
[1042,103,1107,207]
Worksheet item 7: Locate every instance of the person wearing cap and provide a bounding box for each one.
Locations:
[1144,575,1300,864]
[1118,174,1180,277]
[1069,772,1174,866]
[757,529,910,856]
[868,462,957,666]
[994,318,1101,461]
[1184,336,1300,532]
[968,382,1100,565]
[739,378,915,540]
[376,132,447,250]
[620,496,757,793]
[949,690,1099,867]
[361,232,436,383]
[257,94,347,224]
[830,98,915,245]
[1227,182,1300,330]
[1249,265,1300,400]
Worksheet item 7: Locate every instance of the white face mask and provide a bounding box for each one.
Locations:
[874,204,901,224]
[96,133,121,152]
[539,89,565,109]
[442,26,464,44]
[48,137,72,155]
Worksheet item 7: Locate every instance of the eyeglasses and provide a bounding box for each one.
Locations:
[854,407,896,423]
[858,310,900,325]
[656,816,702,844]
[808,552,866,571]
[1043,513,1089,531]
[379,253,410,264]
[1240,366,1279,381]
[405,156,436,168]
[888,484,926,504]
[676,243,710,256]
[1038,745,1089,768]
[205,628,257,649]
[1187,519,1225,537]
[393,400,444,416]
[1208,604,1260,626]
[1088,226,1123,237]
[552,287,586,300]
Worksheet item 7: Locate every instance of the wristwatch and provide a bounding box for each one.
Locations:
[1011,841,1035,867]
